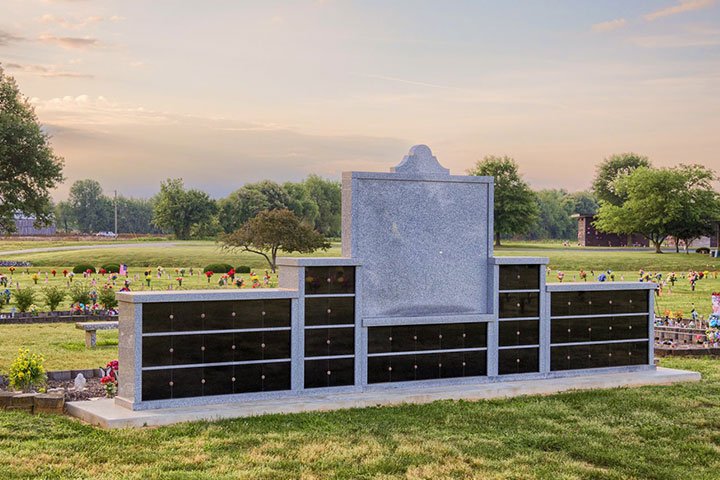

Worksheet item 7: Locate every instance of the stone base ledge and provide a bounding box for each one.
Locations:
[66,367,700,429]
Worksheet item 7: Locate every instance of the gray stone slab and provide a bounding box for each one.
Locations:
[117,288,298,303]
[545,282,657,292]
[491,256,550,265]
[276,257,361,267]
[66,367,700,429]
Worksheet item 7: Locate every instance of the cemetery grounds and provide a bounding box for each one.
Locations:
[1,240,720,478]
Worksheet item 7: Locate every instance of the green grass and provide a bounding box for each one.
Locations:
[0,357,717,479]
[0,323,118,371]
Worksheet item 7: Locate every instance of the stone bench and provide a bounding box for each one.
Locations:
[75,321,119,348]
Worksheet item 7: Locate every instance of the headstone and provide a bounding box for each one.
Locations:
[74,373,86,391]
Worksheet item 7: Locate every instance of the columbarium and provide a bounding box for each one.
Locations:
[68,145,699,427]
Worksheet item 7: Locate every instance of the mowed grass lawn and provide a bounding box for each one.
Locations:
[0,356,717,479]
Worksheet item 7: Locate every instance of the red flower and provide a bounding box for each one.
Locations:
[100,375,113,385]
[205,271,213,277]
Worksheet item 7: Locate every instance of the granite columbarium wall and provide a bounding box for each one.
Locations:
[114,145,662,412]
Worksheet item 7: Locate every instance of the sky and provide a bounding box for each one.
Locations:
[1,0,719,200]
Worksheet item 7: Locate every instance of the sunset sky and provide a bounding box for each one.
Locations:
[2,0,719,199]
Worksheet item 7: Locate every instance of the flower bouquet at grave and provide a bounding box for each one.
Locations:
[99,360,119,398]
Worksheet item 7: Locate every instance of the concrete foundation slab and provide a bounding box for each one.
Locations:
[66,367,700,429]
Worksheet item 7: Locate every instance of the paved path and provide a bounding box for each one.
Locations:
[0,242,178,256]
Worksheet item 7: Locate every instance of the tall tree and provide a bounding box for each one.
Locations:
[569,191,599,216]
[592,153,651,206]
[594,166,720,253]
[218,187,269,234]
[667,164,720,252]
[304,175,341,237]
[116,197,159,234]
[54,200,75,233]
[221,209,330,272]
[468,156,539,246]
[152,178,217,239]
[67,179,113,233]
[284,181,320,226]
[531,189,576,240]
[0,66,64,233]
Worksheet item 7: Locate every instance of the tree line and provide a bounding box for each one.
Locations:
[53,176,342,240]
[468,153,720,251]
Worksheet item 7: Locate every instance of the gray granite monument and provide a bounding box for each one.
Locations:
[109,144,663,414]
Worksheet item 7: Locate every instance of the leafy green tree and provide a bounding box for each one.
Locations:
[531,189,576,240]
[244,180,291,211]
[303,175,341,237]
[594,165,720,253]
[152,179,217,240]
[67,179,113,233]
[569,191,599,216]
[54,200,76,233]
[592,153,651,206]
[284,181,320,226]
[218,186,270,234]
[117,197,159,234]
[468,156,539,246]
[0,66,64,233]
[667,165,720,253]
[42,285,66,312]
[221,209,330,272]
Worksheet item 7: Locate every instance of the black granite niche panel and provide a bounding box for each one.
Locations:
[550,290,649,317]
[304,297,355,326]
[368,350,487,384]
[368,323,487,354]
[142,331,290,368]
[305,266,355,295]
[498,320,540,346]
[304,358,355,388]
[550,341,648,371]
[499,292,540,318]
[141,361,291,401]
[142,299,291,333]
[498,348,539,375]
[499,265,540,290]
[551,316,648,344]
[304,328,355,357]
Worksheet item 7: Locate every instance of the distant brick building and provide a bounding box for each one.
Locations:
[575,214,648,247]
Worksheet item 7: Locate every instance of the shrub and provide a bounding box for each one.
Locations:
[203,263,234,274]
[101,263,121,273]
[8,348,46,392]
[98,287,118,310]
[68,282,92,306]
[73,264,96,274]
[42,285,66,312]
[235,265,251,274]
[14,288,35,312]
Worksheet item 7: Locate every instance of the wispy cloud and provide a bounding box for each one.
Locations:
[4,62,94,78]
[592,18,627,32]
[644,0,716,21]
[38,34,99,49]
[38,14,124,29]
[0,30,25,46]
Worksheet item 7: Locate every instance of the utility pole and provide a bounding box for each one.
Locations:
[114,190,118,237]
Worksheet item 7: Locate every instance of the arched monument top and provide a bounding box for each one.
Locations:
[390,144,450,175]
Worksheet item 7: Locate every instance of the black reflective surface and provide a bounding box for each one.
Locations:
[367,351,487,384]
[142,299,291,333]
[551,316,649,344]
[304,328,355,357]
[499,292,540,318]
[550,290,649,317]
[368,323,487,354]
[498,348,539,375]
[499,265,540,290]
[304,297,355,326]
[141,361,291,401]
[305,267,356,295]
[304,358,355,388]
[498,320,540,346]
[550,341,648,371]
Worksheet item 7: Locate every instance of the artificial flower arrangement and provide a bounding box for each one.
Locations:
[99,359,119,398]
